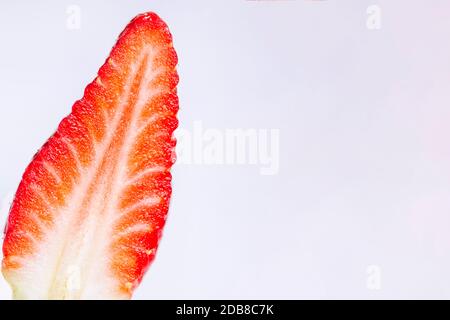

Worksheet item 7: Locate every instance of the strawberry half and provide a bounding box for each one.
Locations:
[2,12,179,300]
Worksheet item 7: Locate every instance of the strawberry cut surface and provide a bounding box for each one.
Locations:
[2,12,179,300]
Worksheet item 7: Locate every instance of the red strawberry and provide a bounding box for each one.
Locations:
[2,12,179,300]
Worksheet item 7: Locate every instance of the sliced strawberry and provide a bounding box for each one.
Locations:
[2,12,179,300]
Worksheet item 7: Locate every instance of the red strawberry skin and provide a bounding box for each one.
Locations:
[2,12,179,299]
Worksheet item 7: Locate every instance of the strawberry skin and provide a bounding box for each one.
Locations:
[2,12,179,300]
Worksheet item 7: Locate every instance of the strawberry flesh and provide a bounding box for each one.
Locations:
[2,12,179,300]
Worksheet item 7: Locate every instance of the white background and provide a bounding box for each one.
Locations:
[2,0,450,299]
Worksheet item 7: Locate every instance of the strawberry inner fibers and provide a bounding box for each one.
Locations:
[2,12,179,300]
